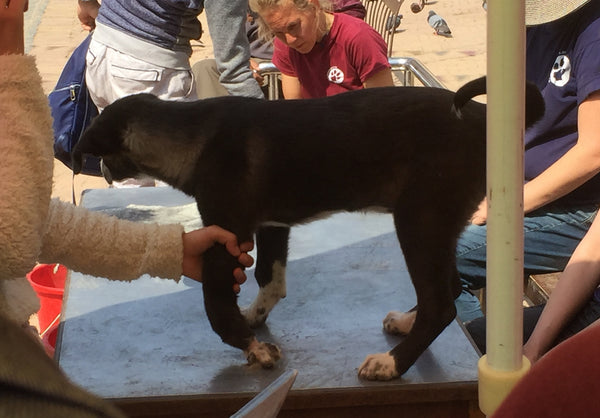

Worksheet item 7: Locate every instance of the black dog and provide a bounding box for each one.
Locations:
[73,77,544,380]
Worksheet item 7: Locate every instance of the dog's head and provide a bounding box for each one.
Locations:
[72,94,160,184]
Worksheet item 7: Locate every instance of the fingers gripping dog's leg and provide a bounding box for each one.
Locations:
[202,244,281,367]
[242,225,290,327]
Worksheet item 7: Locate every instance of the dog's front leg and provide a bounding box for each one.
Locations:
[243,225,290,327]
[202,244,281,367]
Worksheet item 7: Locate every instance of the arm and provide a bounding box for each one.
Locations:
[281,73,303,99]
[363,67,394,89]
[350,18,392,89]
[0,41,186,282]
[204,0,264,98]
[40,200,253,286]
[40,199,185,281]
[523,91,600,213]
[0,4,251,326]
[523,211,600,363]
[0,0,26,54]
[0,55,55,281]
[77,0,100,31]
[470,91,600,225]
[0,54,253,286]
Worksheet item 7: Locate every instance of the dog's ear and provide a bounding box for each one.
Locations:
[72,119,119,174]
[71,94,149,173]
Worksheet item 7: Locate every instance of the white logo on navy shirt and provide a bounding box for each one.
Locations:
[549,54,571,87]
[327,66,344,84]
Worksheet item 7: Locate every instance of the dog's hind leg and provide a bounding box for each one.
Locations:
[383,263,461,336]
[359,205,461,380]
[242,225,290,327]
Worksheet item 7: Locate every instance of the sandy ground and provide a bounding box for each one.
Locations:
[27,0,486,202]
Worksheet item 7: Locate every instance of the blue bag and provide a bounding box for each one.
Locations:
[49,34,101,176]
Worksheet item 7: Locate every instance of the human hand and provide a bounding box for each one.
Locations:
[250,58,265,85]
[77,0,99,31]
[182,226,254,293]
[470,198,488,225]
[0,0,27,55]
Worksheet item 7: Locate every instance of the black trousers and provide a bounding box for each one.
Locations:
[465,296,600,354]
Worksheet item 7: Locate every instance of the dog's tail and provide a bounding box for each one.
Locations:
[451,76,545,128]
[451,76,486,117]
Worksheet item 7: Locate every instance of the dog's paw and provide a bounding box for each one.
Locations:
[245,339,281,369]
[383,310,416,335]
[358,352,399,381]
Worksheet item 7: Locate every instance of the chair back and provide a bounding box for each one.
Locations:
[361,0,404,56]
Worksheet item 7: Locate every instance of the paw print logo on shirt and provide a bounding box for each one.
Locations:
[327,66,345,84]
[549,54,571,87]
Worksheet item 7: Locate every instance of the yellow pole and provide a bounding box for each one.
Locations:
[478,0,531,415]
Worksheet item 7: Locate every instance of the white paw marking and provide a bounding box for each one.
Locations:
[358,352,399,381]
[383,310,416,335]
[245,339,282,369]
[242,261,286,327]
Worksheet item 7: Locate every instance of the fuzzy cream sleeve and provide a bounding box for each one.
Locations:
[0,55,185,324]
[0,55,54,279]
[0,55,185,281]
[39,199,185,281]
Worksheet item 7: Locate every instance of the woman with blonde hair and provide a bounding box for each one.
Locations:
[249,0,394,99]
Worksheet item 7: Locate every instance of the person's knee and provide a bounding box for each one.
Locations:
[456,224,488,289]
[455,288,483,323]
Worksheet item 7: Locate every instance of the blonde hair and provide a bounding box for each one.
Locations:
[249,0,334,42]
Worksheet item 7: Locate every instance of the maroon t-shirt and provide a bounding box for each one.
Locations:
[272,13,390,98]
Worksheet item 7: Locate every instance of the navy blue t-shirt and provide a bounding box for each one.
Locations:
[525,2,600,206]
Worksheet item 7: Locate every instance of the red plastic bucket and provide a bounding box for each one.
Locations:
[42,323,59,357]
[26,264,67,334]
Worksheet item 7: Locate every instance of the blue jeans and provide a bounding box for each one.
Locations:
[455,205,598,322]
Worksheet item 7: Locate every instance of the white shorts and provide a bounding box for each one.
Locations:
[85,38,197,112]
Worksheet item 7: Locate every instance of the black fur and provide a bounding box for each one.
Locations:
[73,77,544,379]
